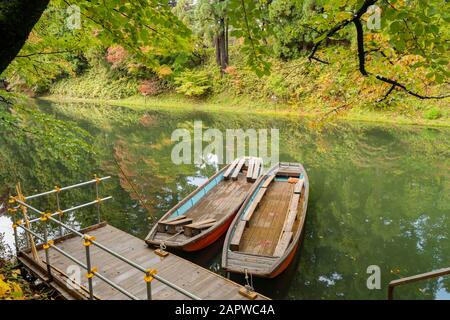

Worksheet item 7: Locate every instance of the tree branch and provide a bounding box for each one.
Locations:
[308,0,378,63]
[308,0,449,101]
[376,84,396,102]
[353,18,368,76]
[16,50,75,58]
[375,75,450,100]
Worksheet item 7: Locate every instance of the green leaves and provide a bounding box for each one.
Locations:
[174,70,211,96]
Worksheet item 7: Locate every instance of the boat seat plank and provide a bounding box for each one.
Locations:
[157,215,189,232]
[289,194,300,215]
[223,158,240,180]
[186,218,216,228]
[242,188,266,225]
[282,209,297,232]
[164,218,193,234]
[294,179,304,194]
[253,188,266,204]
[261,175,275,188]
[231,158,246,180]
[183,219,216,237]
[230,220,247,251]
[251,159,262,180]
[273,231,293,257]
[282,194,300,232]
[246,158,255,181]
[242,202,258,226]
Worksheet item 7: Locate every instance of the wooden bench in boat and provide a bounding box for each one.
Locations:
[294,178,304,194]
[242,188,267,226]
[283,193,300,232]
[157,215,188,232]
[246,158,255,181]
[231,158,246,180]
[183,218,216,237]
[261,175,275,188]
[251,158,262,181]
[273,231,293,257]
[159,216,194,234]
[224,158,240,180]
[230,220,247,251]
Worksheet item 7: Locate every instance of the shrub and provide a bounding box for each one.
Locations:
[174,70,211,97]
[106,46,128,69]
[424,107,442,120]
[138,79,162,97]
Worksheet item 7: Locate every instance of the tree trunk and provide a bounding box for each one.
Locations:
[215,36,221,66]
[216,17,228,74]
[0,0,50,74]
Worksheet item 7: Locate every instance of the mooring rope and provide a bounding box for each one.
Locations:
[160,230,182,252]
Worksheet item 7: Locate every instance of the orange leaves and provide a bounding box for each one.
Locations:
[106,45,128,69]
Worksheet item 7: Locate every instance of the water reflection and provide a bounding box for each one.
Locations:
[0,100,449,300]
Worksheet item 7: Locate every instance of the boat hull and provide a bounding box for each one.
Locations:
[222,162,309,278]
[182,211,236,251]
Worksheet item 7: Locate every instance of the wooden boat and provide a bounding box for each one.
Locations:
[145,156,263,252]
[221,162,309,278]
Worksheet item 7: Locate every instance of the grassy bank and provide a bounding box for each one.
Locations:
[43,45,449,128]
[40,94,450,128]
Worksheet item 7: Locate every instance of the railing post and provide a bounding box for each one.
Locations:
[55,186,63,237]
[94,175,101,224]
[388,285,394,300]
[144,269,157,300]
[84,235,96,300]
[9,198,20,253]
[41,212,53,280]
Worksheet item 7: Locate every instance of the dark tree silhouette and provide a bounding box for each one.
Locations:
[0,0,50,74]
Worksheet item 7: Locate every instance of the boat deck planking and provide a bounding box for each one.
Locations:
[20,224,268,300]
[239,181,299,256]
[152,173,252,244]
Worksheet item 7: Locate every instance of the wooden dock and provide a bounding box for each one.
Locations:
[18,223,269,300]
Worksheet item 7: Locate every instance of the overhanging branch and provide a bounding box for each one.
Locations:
[308,0,449,101]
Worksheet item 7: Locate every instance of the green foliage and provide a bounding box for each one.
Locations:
[227,0,272,76]
[50,61,139,99]
[0,95,96,189]
[268,0,320,59]
[74,0,193,69]
[226,0,449,89]
[424,108,442,120]
[175,70,211,97]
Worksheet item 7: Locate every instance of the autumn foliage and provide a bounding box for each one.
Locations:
[106,46,128,69]
[138,79,162,97]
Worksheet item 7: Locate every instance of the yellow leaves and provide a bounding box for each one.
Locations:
[397,54,424,67]
[157,65,173,77]
[335,11,353,22]
[140,46,151,53]
[0,273,24,300]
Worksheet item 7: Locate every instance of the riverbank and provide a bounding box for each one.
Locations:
[40,94,450,128]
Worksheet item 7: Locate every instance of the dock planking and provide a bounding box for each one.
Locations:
[19,224,268,300]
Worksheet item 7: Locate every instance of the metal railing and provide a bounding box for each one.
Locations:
[388,267,450,300]
[9,176,200,300]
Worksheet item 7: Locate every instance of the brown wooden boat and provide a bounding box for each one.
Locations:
[221,162,309,278]
[145,157,263,251]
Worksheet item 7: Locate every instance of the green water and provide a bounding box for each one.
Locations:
[1,100,449,300]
